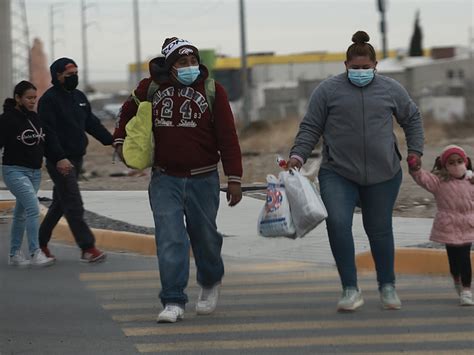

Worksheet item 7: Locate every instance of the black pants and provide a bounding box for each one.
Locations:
[39,158,95,250]
[446,244,472,288]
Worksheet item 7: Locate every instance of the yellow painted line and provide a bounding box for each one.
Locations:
[80,270,158,281]
[80,268,337,282]
[124,316,472,336]
[98,286,455,301]
[0,200,15,211]
[86,279,451,294]
[110,301,458,322]
[135,331,474,353]
[103,291,456,311]
[380,351,474,355]
[79,261,319,281]
[83,271,344,289]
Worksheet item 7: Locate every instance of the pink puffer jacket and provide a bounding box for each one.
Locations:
[410,169,474,245]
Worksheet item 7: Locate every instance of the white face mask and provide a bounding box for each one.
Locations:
[446,164,467,178]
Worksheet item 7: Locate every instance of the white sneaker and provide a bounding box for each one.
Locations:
[196,284,220,315]
[31,249,55,267]
[8,250,30,268]
[157,304,184,323]
[337,287,364,312]
[459,290,474,306]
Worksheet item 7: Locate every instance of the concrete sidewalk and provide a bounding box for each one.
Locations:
[0,189,434,265]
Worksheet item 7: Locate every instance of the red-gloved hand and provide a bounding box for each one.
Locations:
[407,153,421,172]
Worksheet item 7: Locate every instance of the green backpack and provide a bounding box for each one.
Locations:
[123,78,215,170]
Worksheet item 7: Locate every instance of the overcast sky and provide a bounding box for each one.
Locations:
[22,0,474,82]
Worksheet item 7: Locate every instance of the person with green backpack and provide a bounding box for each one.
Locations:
[113,37,243,323]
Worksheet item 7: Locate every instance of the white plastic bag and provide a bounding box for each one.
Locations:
[257,173,296,238]
[282,169,327,238]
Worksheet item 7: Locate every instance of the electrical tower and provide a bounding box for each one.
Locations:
[11,0,31,82]
[0,0,13,100]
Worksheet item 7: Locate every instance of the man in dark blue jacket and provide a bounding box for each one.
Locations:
[38,57,113,263]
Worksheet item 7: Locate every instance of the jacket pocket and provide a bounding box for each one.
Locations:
[326,145,333,162]
[433,214,454,233]
[394,143,402,161]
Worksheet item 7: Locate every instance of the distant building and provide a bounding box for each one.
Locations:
[128,46,474,122]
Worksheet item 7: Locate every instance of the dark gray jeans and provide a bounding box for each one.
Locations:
[39,158,95,250]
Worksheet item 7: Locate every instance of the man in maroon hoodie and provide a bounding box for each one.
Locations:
[113,37,243,323]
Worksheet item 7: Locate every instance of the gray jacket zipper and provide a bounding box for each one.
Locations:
[361,88,367,185]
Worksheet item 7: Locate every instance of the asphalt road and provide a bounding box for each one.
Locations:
[1,214,473,354]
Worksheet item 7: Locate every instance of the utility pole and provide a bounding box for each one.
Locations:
[377,0,388,58]
[49,3,62,62]
[239,0,250,128]
[133,0,142,85]
[0,0,13,102]
[50,5,55,61]
[11,0,30,82]
[81,0,90,91]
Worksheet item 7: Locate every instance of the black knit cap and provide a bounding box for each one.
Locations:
[161,37,200,70]
[50,57,77,85]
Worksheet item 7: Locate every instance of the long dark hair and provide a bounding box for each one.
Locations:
[3,80,37,112]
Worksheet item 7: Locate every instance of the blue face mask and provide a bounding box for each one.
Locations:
[347,68,375,87]
[175,65,200,85]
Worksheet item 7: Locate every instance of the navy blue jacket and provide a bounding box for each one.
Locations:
[38,85,113,163]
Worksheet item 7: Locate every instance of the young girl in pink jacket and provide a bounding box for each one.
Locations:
[408,145,474,306]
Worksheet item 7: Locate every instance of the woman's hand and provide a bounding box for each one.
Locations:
[287,157,302,171]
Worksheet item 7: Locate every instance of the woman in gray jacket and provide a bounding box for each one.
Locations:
[288,31,424,312]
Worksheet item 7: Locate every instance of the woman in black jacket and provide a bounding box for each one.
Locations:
[0,81,54,267]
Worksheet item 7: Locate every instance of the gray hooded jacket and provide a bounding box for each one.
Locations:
[290,73,424,185]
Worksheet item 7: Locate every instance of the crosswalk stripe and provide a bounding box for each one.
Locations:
[79,261,317,281]
[86,281,452,296]
[82,271,344,287]
[102,292,455,311]
[380,351,474,355]
[134,331,474,353]
[124,316,472,336]
[94,283,454,301]
[110,302,463,322]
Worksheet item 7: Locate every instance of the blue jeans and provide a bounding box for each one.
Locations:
[2,165,42,256]
[318,168,402,289]
[148,170,224,306]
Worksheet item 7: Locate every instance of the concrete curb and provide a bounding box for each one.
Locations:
[0,200,15,210]
[38,206,156,256]
[2,201,471,273]
[0,201,162,257]
[356,247,474,276]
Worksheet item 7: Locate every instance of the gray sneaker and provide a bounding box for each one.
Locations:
[337,287,364,312]
[380,284,402,310]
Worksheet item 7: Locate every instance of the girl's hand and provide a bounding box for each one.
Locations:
[407,153,421,172]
